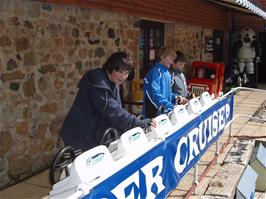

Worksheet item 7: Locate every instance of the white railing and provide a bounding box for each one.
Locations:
[49,87,266,199]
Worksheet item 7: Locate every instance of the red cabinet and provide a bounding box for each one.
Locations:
[188,61,225,97]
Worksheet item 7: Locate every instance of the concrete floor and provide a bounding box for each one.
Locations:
[168,86,266,199]
[0,170,50,199]
[0,86,265,199]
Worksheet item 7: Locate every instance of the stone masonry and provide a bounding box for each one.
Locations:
[0,0,218,188]
[165,22,214,76]
[0,0,140,188]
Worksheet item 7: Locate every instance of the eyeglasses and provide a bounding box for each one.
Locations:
[117,70,129,76]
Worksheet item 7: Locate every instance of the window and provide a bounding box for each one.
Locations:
[140,20,164,78]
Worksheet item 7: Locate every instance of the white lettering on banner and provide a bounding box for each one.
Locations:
[111,156,164,198]
[225,103,230,122]
[141,156,165,198]
[198,123,206,151]
[174,103,231,174]
[212,111,218,138]
[174,136,188,173]
[187,129,200,165]
[218,106,225,132]
[111,171,140,199]
[206,115,213,143]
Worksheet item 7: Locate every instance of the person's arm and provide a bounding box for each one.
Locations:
[146,74,174,112]
[171,73,179,95]
[171,92,178,104]
[89,87,149,132]
[170,74,188,105]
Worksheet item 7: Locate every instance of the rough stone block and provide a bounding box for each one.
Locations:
[223,139,254,166]
[205,164,244,198]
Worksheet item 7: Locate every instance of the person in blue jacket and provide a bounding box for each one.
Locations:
[142,47,184,118]
[60,52,155,151]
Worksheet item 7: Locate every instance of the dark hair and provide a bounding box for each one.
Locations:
[103,52,134,73]
[174,51,186,63]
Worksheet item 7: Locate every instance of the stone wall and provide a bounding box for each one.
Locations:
[0,0,220,189]
[0,0,140,188]
[165,22,213,76]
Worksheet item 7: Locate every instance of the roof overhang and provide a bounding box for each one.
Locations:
[207,0,266,19]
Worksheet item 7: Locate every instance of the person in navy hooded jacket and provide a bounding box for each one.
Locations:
[60,52,155,151]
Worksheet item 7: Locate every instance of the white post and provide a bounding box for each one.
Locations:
[194,164,199,194]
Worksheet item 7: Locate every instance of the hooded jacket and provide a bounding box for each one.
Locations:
[142,62,177,118]
[60,68,145,151]
[171,68,188,98]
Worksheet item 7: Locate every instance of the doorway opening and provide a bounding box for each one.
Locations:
[257,32,266,83]
[213,29,224,62]
[140,20,164,78]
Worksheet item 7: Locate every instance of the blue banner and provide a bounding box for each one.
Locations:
[83,94,234,199]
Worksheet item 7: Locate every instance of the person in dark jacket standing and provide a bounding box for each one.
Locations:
[60,52,155,151]
[170,51,189,104]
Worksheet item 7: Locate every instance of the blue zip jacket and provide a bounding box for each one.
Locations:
[60,68,145,151]
[142,62,177,117]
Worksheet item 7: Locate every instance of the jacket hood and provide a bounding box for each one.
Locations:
[171,68,182,74]
[78,68,113,89]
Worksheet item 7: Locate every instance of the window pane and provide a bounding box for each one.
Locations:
[140,49,144,70]
[150,29,154,48]
[155,29,161,48]
[140,29,145,49]
[149,49,155,60]
[140,20,164,78]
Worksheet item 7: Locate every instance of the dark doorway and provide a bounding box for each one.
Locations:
[213,30,224,62]
[140,20,164,78]
[258,32,266,83]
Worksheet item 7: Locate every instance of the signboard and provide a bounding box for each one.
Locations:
[82,94,234,199]
[205,37,213,53]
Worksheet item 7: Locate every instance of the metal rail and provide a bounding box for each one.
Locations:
[59,87,266,199]
[185,87,266,198]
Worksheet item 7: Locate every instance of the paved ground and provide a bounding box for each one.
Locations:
[168,87,266,199]
[0,87,265,199]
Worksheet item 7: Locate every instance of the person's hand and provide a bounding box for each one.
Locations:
[142,118,157,128]
[180,97,189,105]
[176,96,189,105]
[188,93,195,99]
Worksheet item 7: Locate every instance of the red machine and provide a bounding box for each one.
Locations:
[188,61,225,97]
